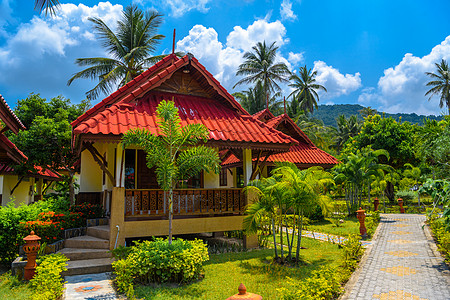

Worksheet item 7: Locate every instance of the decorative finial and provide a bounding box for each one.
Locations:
[172,29,176,54]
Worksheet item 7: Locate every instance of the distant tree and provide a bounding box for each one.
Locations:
[359,106,377,118]
[425,59,450,115]
[233,41,290,98]
[122,100,220,244]
[232,81,282,114]
[288,66,327,114]
[333,115,361,154]
[68,5,166,100]
[11,94,89,204]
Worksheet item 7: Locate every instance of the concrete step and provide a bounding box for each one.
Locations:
[64,236,109,250]
[57,248,112,261]
[62,257,114,276]
[87,225,110,240]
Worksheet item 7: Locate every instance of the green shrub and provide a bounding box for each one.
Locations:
[306,204,325,221]
[342,234,364,272]
[30,253,68,300]
[70,203,104,219]
[365,211,381,237]
[278,267,343,300]
[428,213,450,262]
[395,190,416,205]
[112,238,209,297]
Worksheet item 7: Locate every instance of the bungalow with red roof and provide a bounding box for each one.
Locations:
[0,95,60,207]
[71,53,336,250]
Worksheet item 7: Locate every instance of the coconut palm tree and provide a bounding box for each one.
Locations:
[232,81,282,114]
[67,5,165,100]
[425,59,450,115]
[35,0,59,15]
[359,106,377,118]
[233,41,290,97]
[333,115,361,154]
[122,100,220,244]
[288,66,327,114]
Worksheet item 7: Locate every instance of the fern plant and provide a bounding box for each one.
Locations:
[122,100,220,244]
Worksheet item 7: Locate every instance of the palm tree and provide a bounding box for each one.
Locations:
[232,81,282,114]
[288,66,327,114]
[35,0,59,15]
[67,5,165,100]
[274,162,333,263]
[233,41,290,97]
[333,115,361,153]
[425,59,450,115]
[359,106,377,118]
[122,100,220,244]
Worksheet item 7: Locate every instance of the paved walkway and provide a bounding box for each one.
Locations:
[64,272,119,300]
[344,214,450,300]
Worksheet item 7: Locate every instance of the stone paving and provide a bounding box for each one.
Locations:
[344,214,450,300]
[64,272,119,300]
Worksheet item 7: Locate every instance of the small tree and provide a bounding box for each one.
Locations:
[122,100,220,244]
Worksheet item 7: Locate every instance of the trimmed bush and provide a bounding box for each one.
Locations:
[30,253,68,300]
[428,212,450,263]
[395,190,416,205]
[112,238,209,297]
[342,234,364,272]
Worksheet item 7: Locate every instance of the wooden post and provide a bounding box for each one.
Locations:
[109,187,125,250]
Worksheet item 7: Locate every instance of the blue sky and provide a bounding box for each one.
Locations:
[0,0,449,115]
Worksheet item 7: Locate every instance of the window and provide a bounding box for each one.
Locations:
[124,149,136,189]
[219,168,228,186]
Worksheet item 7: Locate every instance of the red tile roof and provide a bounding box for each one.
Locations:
[0,94,25,134]
[222,144,338,167]
[0,132,27,163]
[0,163,61,180]
[252,109,275,122]
[74,92,297,149]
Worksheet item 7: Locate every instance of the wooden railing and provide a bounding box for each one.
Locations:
[125,188,245,217]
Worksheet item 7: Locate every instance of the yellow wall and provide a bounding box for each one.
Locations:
[1,175,34,207]
[79,144,104,192]
[203,169,219,188]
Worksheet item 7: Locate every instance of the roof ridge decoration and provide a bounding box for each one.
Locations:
[252,108,276,123]
[266,113,314,146]
[72,53,248,129]
[0,94,26,134]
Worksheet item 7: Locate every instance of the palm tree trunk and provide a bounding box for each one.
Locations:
[279,210,284,262]
[295,210,303,264]
[272,218,278,258]
[368,182,371,204]
[168,189,173,244]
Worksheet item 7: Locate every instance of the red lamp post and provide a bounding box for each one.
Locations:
[226,283,262,300]
[397,198,405,213]
[356,208,367,238]
[373,197,380,211]
[23,231,41,280]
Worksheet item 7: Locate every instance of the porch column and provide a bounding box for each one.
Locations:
[242,148,252,186]
[35,178,43,201]
[109,187,125,250]
[115,144,125,188]
[242,148,258,249]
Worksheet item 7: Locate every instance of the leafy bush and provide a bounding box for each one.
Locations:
[278,267,343,300]
[306,204,325,221]
[70,202,104,219]
[112,238,209,297]
[342,234,364,272]
[395,190,416,205]
[19,220,64,244]
[30,253,68,300]
[365,211,381,237]
[428,212,450,263]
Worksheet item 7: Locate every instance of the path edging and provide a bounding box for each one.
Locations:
[338,214,383,300]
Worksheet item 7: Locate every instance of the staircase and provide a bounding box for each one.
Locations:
[58,225,114,276]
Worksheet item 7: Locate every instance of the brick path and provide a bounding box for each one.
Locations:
[344,214,450,300]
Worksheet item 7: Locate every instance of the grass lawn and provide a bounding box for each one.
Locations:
[0,271,32,300]
[135,237,343,299]
[307,217,360,237]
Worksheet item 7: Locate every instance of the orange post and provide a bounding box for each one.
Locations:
[23,231,41,280]
[226,283,262,300]
[356,207,367,238]
[373,197,380,211]
[397,198,405,213]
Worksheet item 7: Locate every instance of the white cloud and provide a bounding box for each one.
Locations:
[357,35,450,115]
[280,0,297,21]
[313,61,362,99]
[147,0,211,17]
[0,0,13,37]
[226,19,288,52]
[288,51,304,65]
[0,2,123,102]
[177,19,290,91]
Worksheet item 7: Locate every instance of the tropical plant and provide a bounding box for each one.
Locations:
[233,41,290,97]
[122,100,220,244]
[333,115,361,154]
[243,176,288,262]
[425,59,450,115]
[274,163,334,264]
[288,66,327,114]
[34,0,59,15]
[358,106,377,118]
[67,5,166,100]
[232,81,282,115]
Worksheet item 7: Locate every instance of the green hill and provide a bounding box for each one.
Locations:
[311,104,443,127]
